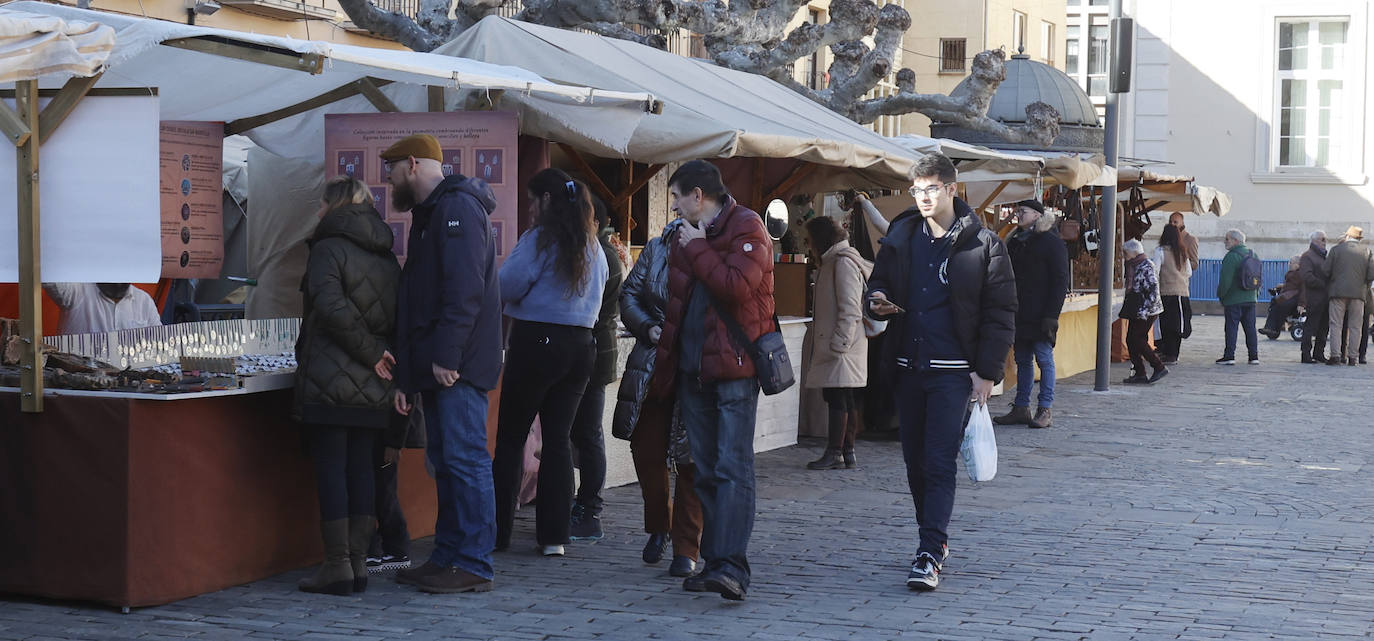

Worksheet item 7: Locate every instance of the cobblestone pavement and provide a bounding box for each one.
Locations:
[4,315,1373,640]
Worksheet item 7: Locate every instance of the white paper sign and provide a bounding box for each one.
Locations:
[0,94,161,283]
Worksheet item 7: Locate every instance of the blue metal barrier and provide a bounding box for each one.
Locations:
[1189,258,1289,302]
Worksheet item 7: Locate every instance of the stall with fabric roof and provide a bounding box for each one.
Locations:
[0,2,657,608]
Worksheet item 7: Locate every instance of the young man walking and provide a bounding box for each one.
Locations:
[384,134,504,594]
[650,160,775,601]
[994,199,1068,429]
[1215,229,1260,365]
[867,153,1016,591]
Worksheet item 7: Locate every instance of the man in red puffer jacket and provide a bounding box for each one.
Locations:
[650,160,774,601]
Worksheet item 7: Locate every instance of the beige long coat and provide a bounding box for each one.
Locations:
[805,240,872,389]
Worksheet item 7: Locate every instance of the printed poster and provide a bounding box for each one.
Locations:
[323,112,518,266]
[159,121,224,278]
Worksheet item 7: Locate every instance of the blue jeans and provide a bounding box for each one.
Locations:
[895,370,972,558]
[1012,339,1055,409]
[1222,303,1258,361]
[678,377,759,587]
[422,381,496,579]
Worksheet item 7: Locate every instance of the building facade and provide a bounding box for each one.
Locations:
[1107,0,1373,261]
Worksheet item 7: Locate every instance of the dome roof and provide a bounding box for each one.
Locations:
[951,54,1099,127]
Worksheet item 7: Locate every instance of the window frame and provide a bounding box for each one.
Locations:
[1042,21,1056,64]
[1012,11,1028,53]
[939,37,967,74]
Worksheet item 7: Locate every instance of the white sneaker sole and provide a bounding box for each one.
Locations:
[367,560,412,574]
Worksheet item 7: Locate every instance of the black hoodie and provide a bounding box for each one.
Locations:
[295,202,402,427]
[395,174,504,392]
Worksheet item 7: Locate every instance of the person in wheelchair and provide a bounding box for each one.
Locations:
[1261,255,1304,339]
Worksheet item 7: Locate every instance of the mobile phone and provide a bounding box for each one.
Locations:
[869,295,905,314]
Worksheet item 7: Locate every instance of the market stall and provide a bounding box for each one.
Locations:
[0,2,656,608]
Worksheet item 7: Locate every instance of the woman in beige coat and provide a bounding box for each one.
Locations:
[804,216,873,470]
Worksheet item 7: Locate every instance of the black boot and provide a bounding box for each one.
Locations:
[807,448,845,470]
[842,448,857,469]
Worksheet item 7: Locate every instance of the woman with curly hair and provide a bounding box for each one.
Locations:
[493,168,608,557]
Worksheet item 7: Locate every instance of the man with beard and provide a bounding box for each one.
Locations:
[42,282,162,335]
[382,134,504,594]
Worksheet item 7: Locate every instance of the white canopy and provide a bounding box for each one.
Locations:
[0,2,656,156]
[437,16,918,191]
[886,135,1119,206]
[0,11,112,83]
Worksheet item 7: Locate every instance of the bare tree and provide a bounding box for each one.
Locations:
[336,0,1062,146]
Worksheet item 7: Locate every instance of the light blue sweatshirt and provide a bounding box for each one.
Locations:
[499,227,607,328]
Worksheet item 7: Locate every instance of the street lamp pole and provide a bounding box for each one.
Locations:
[1095,0,1132,391]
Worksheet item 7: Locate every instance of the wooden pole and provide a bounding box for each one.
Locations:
[15,79,42,412]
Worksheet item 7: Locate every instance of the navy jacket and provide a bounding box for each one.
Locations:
[866,198,1018,384]
[395,175,503,392]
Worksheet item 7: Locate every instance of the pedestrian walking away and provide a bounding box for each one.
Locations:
[292,176,401,596]
[994,199,1068,429]
[386,134,504,595]
[1120,239,1167,384]
[1153,224,1194,364]
[866,152,1017,591]
[651,160,776,601]
[802,215,872,469]
[493,168,607,558]
[1215,229,1260,365]
[1299,230,1330,363]
[568,198,627,542]
[1322,226,1374,365]
[615,217,705,579]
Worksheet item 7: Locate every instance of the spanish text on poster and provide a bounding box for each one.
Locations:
[160,121,224,278]
[323,112,519,266]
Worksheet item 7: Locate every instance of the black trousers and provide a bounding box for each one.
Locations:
[1264,297,1299,333]
[1157,295,1192,361]
[570,382,608,515]
[1303,299,1329,358]
[368,438,411,558]
[308,424,378,522]
[1127,316,1164,375]
[493,320,595,547]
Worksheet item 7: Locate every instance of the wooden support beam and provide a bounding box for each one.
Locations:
[556,143,616,205]
[38,72,103,141]
[749,158,765,212]
[15,80,43,412]
[357,77,400,113]
[428,86,445,112]
[976,180,1011,212]
[0,99,30,147]
[763,162,818,205]
[162,36,325,74]
[610,163,664,211]
[224,78,393,136]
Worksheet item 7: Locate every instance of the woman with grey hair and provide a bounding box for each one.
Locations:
[1120,239,1167,383]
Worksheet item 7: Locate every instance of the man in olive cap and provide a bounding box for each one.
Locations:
[384,134,505,593]
[1322,225,1374,365]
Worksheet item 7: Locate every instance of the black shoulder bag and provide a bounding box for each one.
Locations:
[707,294,795,396]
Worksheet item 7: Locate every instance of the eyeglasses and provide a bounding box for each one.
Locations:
[908,183,951,198]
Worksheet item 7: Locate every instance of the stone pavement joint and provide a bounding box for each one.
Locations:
[2,316,1372,640]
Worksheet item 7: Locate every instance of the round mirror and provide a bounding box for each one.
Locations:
[764,198,789,240]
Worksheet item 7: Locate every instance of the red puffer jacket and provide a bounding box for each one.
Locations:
[651,196,775,398]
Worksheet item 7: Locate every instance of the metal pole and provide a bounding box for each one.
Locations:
[1094,0,1125,391]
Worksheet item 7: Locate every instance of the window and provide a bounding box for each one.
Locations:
[1087,17,1109,96]
[1066,25,1081,75]
[1276,19,1349,168]
[1041,21,1056,63]
[803,9,824,89]
[940,38,967,73]
[1012,11,1028,53]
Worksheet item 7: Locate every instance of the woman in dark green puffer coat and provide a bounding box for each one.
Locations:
[294,176,401,596]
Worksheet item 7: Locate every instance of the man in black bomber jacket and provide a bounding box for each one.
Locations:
[866,152,1017,592]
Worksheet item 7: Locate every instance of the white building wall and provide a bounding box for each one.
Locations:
[1120,0,1374,263]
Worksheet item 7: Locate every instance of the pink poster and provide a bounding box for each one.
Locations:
[159,121,224,278]
[323,112,519,266]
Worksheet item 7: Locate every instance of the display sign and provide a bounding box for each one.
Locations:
[323,112,518,265]
[0,95,161,283]
[159,121,225,278]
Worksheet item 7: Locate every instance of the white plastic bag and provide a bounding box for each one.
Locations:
[960,402,998,482]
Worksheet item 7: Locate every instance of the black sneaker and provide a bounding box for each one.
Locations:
[906,552,941,591]
[366,554,411,574]
[1215,357,1236,365]
[569,504,603,542]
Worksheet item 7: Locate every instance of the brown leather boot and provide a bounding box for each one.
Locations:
[1029,407,1053,429]
[992,405,1033,425]
[348,515,376,593]
[299,519,353,596]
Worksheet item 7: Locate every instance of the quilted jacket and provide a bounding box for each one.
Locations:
[294,203,401,428]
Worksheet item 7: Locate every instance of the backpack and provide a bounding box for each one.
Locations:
[1237,249,1263,291]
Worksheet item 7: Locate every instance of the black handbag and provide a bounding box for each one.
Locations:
[709,296,795,396]
[1118,291,1144,320]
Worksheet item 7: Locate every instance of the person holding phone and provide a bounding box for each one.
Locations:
[865,153,1016,591]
